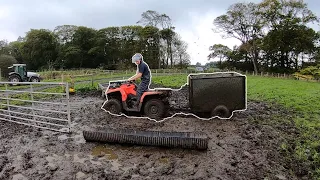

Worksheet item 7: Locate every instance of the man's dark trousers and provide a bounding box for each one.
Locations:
[136,79,150,104]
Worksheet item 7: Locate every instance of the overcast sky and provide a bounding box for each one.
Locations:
[0,0,319,65]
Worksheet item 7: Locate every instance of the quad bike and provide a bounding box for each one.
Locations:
[103,80,172,120]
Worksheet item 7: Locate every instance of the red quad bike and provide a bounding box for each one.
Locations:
[103,80,172,120]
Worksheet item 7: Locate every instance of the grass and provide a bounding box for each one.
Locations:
[151,74,320,179]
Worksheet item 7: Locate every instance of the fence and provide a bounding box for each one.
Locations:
[0,81,71,133]
[28,68,320,85]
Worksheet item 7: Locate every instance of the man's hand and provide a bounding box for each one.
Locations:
[128,73,142,81]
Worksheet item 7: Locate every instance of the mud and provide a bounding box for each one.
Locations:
[0,89,305,180]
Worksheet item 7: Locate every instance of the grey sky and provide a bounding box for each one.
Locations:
[0,0,319,65]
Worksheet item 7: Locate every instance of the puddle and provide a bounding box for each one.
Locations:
[159,157,169,164]
[91,145,118,160]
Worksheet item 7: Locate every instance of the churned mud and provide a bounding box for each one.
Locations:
[0,89,305,180]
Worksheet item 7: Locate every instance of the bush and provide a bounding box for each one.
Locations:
[300,66,319,75]
[0,55,18,78]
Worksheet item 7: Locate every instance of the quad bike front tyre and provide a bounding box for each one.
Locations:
[103,98,122,115]
[143,99,165,120]
[211,105,231,118]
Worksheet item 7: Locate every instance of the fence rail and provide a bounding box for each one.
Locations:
[0,81,71,133]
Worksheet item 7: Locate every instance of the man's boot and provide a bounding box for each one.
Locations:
[132,99,139,110]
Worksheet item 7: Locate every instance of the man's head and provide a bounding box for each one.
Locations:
[132,53,143,65]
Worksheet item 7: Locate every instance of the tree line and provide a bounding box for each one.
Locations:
[0,10,191,72]
[207,0,320,74]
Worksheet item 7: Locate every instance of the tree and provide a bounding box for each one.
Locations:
[0,55,18,78]
[207,44,231,68]
[0,39,10,55]
[137,10,173,29]
[53,25,78,44]
[137,10,176,68]
[20,29,59,70]
[213,2,266,73]
[258,0,319,72]
[0,11,191,71]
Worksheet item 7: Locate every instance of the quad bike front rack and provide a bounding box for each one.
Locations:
[83,128,209,150]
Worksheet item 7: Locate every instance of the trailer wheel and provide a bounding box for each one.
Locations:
[211,105,231,118]
[103,98,122,115]
[143,99,165,120]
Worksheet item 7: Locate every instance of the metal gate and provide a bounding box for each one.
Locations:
[0,81,71,133]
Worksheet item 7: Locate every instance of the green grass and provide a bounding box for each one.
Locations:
[151,74,320,179]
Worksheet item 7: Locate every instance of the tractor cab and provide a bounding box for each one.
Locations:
[8,64,28,81]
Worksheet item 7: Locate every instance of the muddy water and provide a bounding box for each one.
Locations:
[91,145,118,160]
[0,90,303,180]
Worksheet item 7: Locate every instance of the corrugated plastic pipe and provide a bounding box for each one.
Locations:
[83,128,208,150]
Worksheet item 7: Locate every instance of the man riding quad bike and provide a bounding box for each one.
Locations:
[103,53,172,120]
[127,53,151,108]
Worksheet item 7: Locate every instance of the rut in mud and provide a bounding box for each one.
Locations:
[0,90,306,180]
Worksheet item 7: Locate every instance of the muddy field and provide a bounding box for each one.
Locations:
[0,89,306,180]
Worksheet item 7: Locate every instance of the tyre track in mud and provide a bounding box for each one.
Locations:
[0,88,305,180]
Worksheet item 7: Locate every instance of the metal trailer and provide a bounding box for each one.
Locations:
[187,72,246,118]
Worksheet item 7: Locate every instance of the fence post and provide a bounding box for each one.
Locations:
[66,82,71,133]
[91,74,94,87]
[5,84,11,120]
[30,84,36,123]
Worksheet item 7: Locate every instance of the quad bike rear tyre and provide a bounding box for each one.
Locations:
[103,98,122,115]
[143,99,165,120]
[211,105,231,118]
